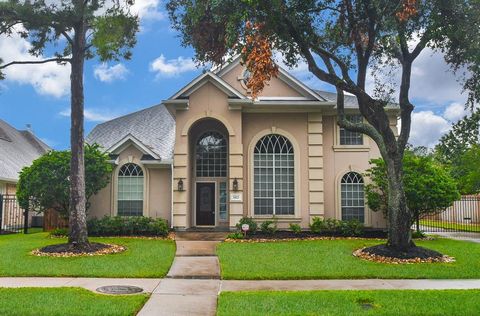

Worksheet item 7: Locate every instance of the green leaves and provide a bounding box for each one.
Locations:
[17,144,113,216]
[366,150,460,223]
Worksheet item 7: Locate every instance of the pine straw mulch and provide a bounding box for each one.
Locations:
[31,242,126,258]
[353,245,455,264]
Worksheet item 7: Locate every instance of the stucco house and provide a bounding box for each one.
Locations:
[87,57,399,230]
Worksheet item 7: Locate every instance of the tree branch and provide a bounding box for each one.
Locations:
[0,58,71,69]
[61,31,74,45]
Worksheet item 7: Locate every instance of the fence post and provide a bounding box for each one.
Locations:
[0,194,3,232]
[23,206,29,234]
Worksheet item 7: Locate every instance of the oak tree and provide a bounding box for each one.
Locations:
[167,0,480,253]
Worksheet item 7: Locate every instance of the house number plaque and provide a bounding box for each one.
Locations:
[230,193,243,202]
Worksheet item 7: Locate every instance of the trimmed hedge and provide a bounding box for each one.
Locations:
[87,216,169,237]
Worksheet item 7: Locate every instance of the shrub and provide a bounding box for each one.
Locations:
[324,218,342,231]
[235,217,258,233]
[227,232,244,239]
[412,230,426,239]
[87,216,169,237]
[289,223,302,234]
[49,228,68,237]
[309,217,326,233]
[340,219,364,237]
[260,219,278,235]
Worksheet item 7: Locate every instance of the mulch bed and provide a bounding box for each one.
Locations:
[32,242,126,257]
[353,244,455,264]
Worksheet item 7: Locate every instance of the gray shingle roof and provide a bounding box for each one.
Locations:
[86,104,175,161]
[315,90,360,108]
[0,119,50,181]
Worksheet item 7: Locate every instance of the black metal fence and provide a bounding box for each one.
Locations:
[0,194,28,234]
[421,195,480,233]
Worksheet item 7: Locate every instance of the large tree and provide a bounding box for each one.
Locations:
[167,0,480,253]
[0,0,138,249]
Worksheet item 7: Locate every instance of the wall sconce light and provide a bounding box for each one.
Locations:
[232,178,239,191]
[178,178,184,192]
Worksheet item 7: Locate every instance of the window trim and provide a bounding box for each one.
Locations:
[113,160,148,217]
[248,128,301,219]
[333,116,370,151]
[335,169,371,226]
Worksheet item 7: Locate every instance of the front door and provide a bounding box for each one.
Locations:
[196,183,215,226]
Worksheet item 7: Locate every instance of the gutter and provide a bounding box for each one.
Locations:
[170,163,174,229]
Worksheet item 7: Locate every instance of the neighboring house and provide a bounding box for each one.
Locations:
[87,57,399,230]
[0,120,50,195]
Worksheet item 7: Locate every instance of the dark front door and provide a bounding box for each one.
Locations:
[196,183,215,225]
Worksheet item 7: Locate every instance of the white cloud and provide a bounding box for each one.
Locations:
[130,0,165,21]
[93,63,128,83]
[150,54,197,77]
[410,111,451,148]
[443,102,468,122]
[0,30,70,98]
[59,107,123,122]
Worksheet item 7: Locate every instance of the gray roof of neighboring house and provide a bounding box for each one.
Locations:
[0,119,50,182]
[86,104,175,161]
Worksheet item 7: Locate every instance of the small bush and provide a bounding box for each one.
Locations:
[412,230,426,239]
[235,217,258,234]
[310,217,326,233]
[325,218,342,231]
[87,216,169,237]
[260,219,278,235]
[227,232,244,239]
[49,228,68,237]
[340,219,364,237]
[289,223,302,234]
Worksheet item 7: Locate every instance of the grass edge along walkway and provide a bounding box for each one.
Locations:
[217,237,480,280]
[217,289,480,316]
[0,287,149,316]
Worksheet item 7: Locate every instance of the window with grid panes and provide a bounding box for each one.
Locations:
[341,172,365,222]
[339,115,364,145]
[118,163,144,216]
[254,134,294,215]
[196,131,227,177]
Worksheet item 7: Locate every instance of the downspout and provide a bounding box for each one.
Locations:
[170,163,174,229]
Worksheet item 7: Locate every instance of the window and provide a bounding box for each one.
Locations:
[219,181,228,221]
[196,131,227,177]
[341,172,365,222]
[254,134,294,215]
[339,115,363,145]
[118,163,144,216]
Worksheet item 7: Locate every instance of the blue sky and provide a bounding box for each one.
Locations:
[0,1,470,150]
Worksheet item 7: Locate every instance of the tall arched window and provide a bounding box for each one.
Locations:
[118,163,144,216]
[196,131,227,177]
[341,172,365,222]
[254,134,294,215]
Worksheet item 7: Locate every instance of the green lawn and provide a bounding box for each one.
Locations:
[0,287,148,316]
[0,232,175,277]
[218,290,480,316]
[420,219,480,232]
[217,238,480,279]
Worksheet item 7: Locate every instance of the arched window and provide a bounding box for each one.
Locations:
[118,163,144,216]
[341,172,365,222]
[254,134,294,215]
[196,131,227,177]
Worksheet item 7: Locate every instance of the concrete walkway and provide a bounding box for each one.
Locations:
[137,234,224,316]
[426,231,480,243]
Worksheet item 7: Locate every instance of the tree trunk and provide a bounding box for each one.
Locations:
[385,155,414,252]
[68,21,88,247]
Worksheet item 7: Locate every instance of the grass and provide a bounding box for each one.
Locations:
[217,238,480,279]
[420,219,480,233]
[0,232,175,277]
[217,289,480,316]
[0,287,148,316]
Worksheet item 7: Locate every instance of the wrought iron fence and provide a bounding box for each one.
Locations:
[421,195,480,233]
[0,194,28,234]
